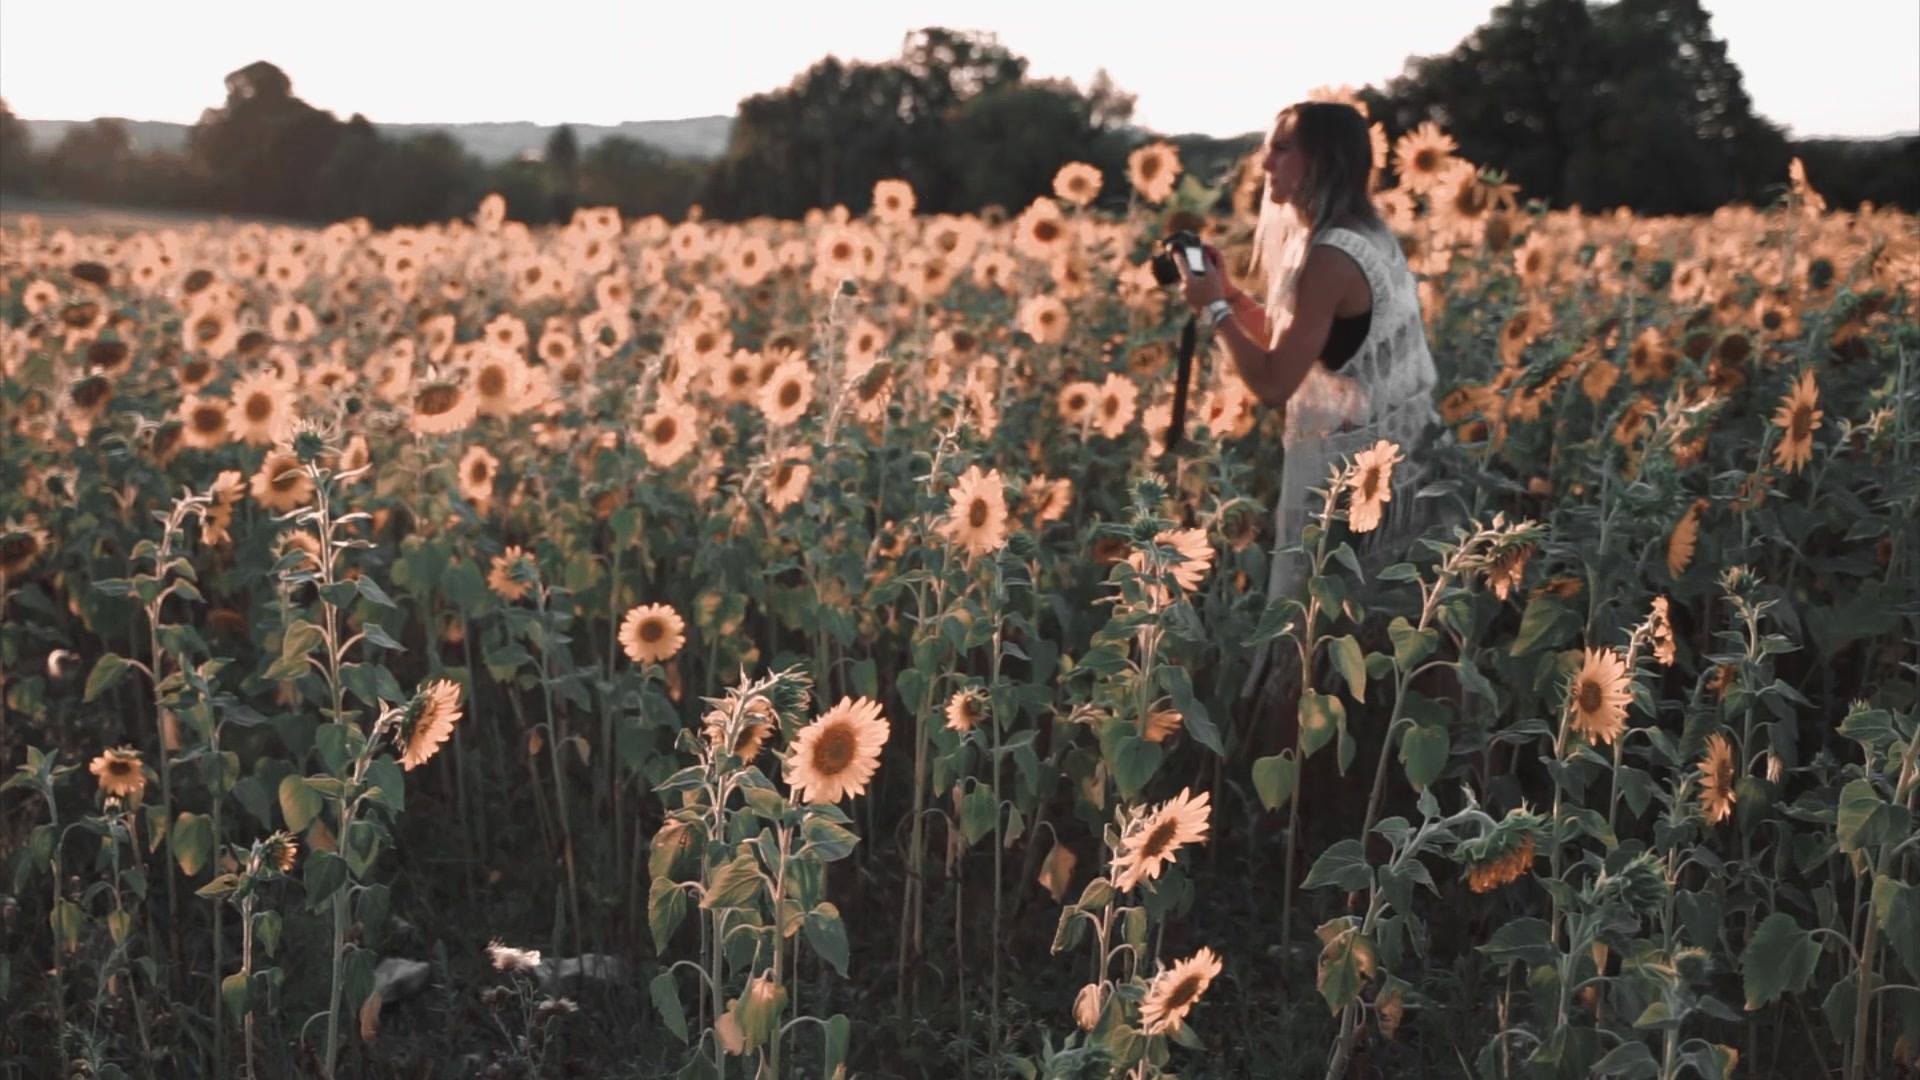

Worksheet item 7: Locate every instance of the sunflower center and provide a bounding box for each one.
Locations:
[810,722,856,776]
[1139,818,1178,861]
[192,405,225,433]
[779,381,802,408]
[194,316,222,343]
[1163,974,1202,1013]
[653,417,679,444]
[1360,467,1382,499]
[639,619,664,643]
[245,393,273,422]
[1789,406,1812,440]
[968,498,990,528]
[479,367,507,396]
[1578,680,1603,713]
[418,385,460,415]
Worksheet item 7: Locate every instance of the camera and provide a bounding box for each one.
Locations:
[1149,229,1209,286]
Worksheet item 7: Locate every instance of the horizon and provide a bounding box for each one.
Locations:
[2,2,1916,142]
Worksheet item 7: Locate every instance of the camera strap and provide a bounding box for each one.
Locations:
[1162,314,1197,455]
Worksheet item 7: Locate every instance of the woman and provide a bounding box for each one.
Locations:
[1173,100,1444,709]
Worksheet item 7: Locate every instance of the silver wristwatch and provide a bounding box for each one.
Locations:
[1203,298,1233,329]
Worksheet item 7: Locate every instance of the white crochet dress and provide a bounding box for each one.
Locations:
[1241,222,1443,702]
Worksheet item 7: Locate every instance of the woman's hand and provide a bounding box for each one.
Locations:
[1174,244,1230,313]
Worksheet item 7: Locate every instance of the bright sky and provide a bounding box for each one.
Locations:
[2,1,1914,139]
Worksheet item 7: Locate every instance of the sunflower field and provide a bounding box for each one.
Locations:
[2,114,1918,1080]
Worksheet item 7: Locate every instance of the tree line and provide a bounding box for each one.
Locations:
[1,5,1913,229]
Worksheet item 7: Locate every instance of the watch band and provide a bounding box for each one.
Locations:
[1203,298,1233,329]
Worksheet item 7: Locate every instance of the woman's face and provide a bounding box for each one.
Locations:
[1263,116,1307,207]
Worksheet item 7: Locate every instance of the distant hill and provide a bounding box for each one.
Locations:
[21,116,735,162]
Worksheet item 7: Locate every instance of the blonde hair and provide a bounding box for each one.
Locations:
[1248,102,1390,347]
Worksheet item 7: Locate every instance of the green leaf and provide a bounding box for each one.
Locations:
[1157,664,1223,755]
[221,972,251,1022]
[648,877,688,952]
[84,653,133,703]
[1328,636,1367,703]
[1590,1040,1659,1078]
[650,970,689,1043]
[171,812,213,877]
[1837,778,1910,854]
[1299,691,1344,758]
[701,852,763,909]
[1400,723,1449,790]
[359,621,405,651]
[804,903,851,976]
[801,815,859,862]
[1110,736,1162,800]
[1301,839,1371,892]
[196,873,243,900]
[1252,752,1298,812]
[1511,593,1573,656]
[1741,912,1819,1010]
[356,577,398,609]
[304,852,349,911]
[1316,920,1372,1013]
[1873,876,1920,982]
[823,1014,851,1078]
[279,775,323,832]
[1478,918,1556,969]
[961,785,997,846]
[1388,617,1436,670]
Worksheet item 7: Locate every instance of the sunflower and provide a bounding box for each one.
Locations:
[1143,707,1184,744]
[399,678,463,770]
[250,449,314,512]
[1058,380,1099,426]
[758,357,814,428]
[763,451,814,513]
[182,304,240,360]
[1645,595,1676,666]
[944,688,986,733]
[1581,357,1621,404]
[1086,373,1137,440]
[1111,787,1210,892]
[458,445,499,506]
[1127,527,1215,607]
[488,546,537,602]
[941,465,1009,559]
[1483,540,1534,601]
[1567,647,1632,747]
[785,696,890,805]
[409,379,477,437]
[703,694,776,761]
[1072,983,1104,1031]
[1770,369,1822,474]
[1346,439,1404,533]
[261,831,300,874]
[228,372,295,447]
[1052,162,1103,208]
[871,178,916,224]
[847,359,894,423]
[1697,732,1737,825]
[1392,122,1456,193]
[1465,832,1536,893]
[89,746,147,801]
[468,347,531,419]
[620,603,686,665]
[1138,947,1222,1036]
[1127,141,1182,204]
[639,396,700,469]
[1667,499,1706,578]
[1027,476,1074,527]
[1018,295,1070,346]
[1013,199,1069,262]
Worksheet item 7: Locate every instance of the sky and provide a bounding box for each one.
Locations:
[2,1,1915,140]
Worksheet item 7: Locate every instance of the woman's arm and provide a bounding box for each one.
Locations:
[1224,281,1271,345]
[1208,246,1354,408]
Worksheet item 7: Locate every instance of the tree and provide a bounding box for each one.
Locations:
[43,119,136,203]
[704,28,1134,220]
[188,60,345,217]
[1367,0,1788,214]
[1,99,38,192]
